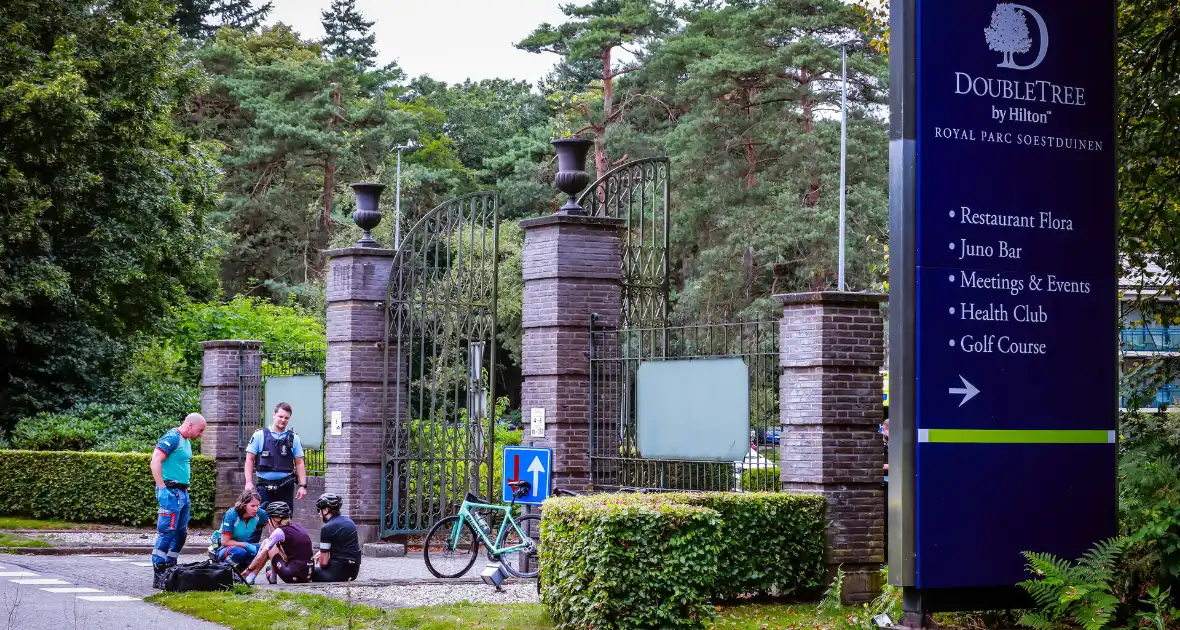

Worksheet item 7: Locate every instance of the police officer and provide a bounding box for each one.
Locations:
[244,402,307,514]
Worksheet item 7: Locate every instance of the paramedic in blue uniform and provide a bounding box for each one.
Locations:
[244,402,308,515]
[150,412,207,588]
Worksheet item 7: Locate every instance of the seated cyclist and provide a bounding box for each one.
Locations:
[310,493,362,582]
[209,489,267,573]
[241,501,314,584]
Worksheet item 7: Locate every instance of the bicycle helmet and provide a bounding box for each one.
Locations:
[316,493,343,511]
[267,501,292,520]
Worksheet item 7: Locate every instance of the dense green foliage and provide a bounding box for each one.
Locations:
[126,295,326,384]
[539,491,827,628]
[8,384,199,453]
[0,451,215,526]
[659,491,827,599]
[0,0,223,430]
[540,493,722,629]
[740,465,783,492]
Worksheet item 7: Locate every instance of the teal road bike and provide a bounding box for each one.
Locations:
[422,480,541,579]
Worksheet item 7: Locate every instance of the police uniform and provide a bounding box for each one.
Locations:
[247,427,304,513]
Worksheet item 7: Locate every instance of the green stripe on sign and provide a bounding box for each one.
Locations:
[919,429,1115,444]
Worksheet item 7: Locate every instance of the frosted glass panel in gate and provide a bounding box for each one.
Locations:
[265,375,324,449]
[636,358,749,461]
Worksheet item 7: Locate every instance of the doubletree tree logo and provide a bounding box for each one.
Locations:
[983,2,1050,71]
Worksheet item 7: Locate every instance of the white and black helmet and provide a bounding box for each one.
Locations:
[316,493,343,511]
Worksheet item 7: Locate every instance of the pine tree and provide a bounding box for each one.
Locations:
[517,0,676,178]
[172,0,273,39]
[321,0,378,69]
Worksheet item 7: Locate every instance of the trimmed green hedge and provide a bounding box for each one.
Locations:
[540,494,722,629]
[659,491,826,599]
[0,451,215,526]
[739,465,782,491]
[539,491,828,628]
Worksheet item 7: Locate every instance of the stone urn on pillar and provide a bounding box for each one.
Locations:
[551,137,593,215]
[349,182,386,247]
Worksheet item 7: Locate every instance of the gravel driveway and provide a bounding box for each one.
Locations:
[314,581,540,609]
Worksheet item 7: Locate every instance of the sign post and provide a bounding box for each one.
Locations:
[888,0,1117,618]
[502,446,553,506]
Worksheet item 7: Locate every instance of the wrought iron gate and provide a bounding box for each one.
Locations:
[581,157,782,493]
[380,192,500,535]
[577,157,670,329]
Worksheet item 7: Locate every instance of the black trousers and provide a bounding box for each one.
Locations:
[312,559,360,582]
[257,474,296,515]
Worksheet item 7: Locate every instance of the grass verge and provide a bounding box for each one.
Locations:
[147,588,861,630]
[0,516,89,530]
[0,532,51,548]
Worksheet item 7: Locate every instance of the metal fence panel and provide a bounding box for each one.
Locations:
[239,347,327,476]
[589,319,781,493]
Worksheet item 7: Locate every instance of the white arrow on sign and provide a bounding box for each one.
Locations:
[527,456,545,497]
[949,375,980,407]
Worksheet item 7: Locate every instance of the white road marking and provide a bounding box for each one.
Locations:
[0,572,38,577]
[130,562,153,567]
[42,587,102,594]
[10,579,69,585]
[97,558,130,562]
[77,595,140,602]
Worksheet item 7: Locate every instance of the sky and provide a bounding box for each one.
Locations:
[264,0,570,85]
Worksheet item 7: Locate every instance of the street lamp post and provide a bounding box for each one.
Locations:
[839,43,848,292]
[391,141,418,250]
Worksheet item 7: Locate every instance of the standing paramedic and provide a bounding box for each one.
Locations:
[245,402,308,514]
[150,412,207,588]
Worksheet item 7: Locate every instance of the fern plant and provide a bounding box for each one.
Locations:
[1017,537,1126,630]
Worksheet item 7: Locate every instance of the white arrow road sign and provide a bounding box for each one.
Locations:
[949,375,980,407]
[527,456,545,497]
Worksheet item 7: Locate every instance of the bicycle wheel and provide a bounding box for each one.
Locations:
[423,515,479,578]
[496,514,541,578]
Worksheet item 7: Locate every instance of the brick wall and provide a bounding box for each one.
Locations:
[519,215,624,493]
[200,340,262,524]
[777,291,887,604]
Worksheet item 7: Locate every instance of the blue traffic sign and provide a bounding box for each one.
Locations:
[502,446,552,506]
[899,0,1117,591]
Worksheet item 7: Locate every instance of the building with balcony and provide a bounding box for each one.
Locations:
[1119,262,1180,411]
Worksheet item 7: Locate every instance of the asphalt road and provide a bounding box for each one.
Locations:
[0,552,223,630]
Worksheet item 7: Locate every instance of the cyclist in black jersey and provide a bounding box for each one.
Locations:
[311,493,362,582]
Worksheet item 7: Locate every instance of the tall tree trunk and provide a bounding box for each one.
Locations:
[595,46,612,178]
[800,67,821,207]
[744,134,758,189]
[322,85,342,227]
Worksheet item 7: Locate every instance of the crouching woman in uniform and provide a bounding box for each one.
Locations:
[241,501,314,584]
[209,489,267,573]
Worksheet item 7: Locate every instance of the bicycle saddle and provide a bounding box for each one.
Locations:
[465,491,486,504]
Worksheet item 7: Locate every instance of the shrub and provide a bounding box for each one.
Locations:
[0,451,215,526]
[540,494,721,629]
[151,295,327,383]
[660,491,827,599]
[8,384,199,453]
[739,465,782,491]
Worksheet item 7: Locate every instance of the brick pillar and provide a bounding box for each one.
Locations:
[777,291,887,604]
[519,214,624,494]
[324,247,396,543]
[200,339,263,525]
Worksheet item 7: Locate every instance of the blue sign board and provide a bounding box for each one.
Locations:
[912,0,1117,589]
[502,446,552,506]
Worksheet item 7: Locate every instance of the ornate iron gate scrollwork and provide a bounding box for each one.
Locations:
[380,192,499,535]
[577,157,670,329]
